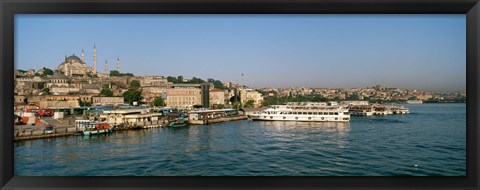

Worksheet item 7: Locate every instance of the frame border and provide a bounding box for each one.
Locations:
[1,0,478,189]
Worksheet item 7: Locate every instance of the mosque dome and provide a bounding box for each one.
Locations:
[55,53,93,76]
[66,55,82,63]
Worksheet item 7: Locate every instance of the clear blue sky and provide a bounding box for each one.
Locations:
[15,14,466,92]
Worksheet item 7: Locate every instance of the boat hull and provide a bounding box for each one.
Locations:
[247,114,350,122]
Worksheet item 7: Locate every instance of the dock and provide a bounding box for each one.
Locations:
[15,132,79,141]
[189,115,248,125]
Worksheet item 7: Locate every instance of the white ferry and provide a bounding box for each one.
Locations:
[247,102,350,122]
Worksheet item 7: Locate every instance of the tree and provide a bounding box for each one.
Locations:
[100,89,113,97]
[100,84,113,96]
[211,104,224,109]
[123,89,143,105]
[41,67,54,76]
[129,80,141,90]
[153,96,165,107]
[244,100,255,108]
[346,93,359,101]
[167,76,178,83]
[190,77,205,84]
[78,99,92,107]
[177,76,184,83]
[42,88,50,95]
[110,70,120,76]
[213,80,226,90]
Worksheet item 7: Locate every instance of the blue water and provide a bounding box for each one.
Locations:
[14,103,466,176]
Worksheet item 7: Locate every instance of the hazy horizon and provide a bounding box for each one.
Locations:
[15,14,466,92]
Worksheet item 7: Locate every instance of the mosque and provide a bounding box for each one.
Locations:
[55,45,120,77]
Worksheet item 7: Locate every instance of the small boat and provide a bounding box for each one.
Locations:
[82,122,114,136]
[45,125,54,134]
[168,119,188,128]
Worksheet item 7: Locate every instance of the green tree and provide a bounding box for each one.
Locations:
[123,89,143,105]
[78,99,92,107]
[110,70,120,76]
[177,76,184,83]
[211,104,225,109]
[153,96,165,107]
[100,89,113,97]
[190,77,205,84]
[42,88,50,95]
[129,80,141,90]
[244,100,255,108]
[346,93,359,101]
[41,67,54,76]
[167,76,178,83]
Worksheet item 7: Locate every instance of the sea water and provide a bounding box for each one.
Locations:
[14,103,466,176]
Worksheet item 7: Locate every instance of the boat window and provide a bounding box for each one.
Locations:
[335,112,339,115]
[344,112,349,115]
[313,112,317,115]
[302,112,307,115]
[308,112,312,115]
[329,112,334,115]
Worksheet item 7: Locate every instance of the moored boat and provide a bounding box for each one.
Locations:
[247,102,350,122]
[168,119,188,127]
[82,122,114,136]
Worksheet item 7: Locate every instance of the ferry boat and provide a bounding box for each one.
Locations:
[247,102,350,122]
[349,105,375,116]
[406,100,423,104]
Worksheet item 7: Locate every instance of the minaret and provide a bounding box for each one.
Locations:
[116,57,120,72]
[105,60,108,74]
[93,44,97,74]
[81,49,85,63]
[65,61,69,76]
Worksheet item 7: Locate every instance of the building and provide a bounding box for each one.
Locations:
[201,83,210,108]
[140,76,169,87]
[55,54,94,77]
[240,89,264,108]
[92,97,124,106]
[166,85,201,109]
[209,89,225,107]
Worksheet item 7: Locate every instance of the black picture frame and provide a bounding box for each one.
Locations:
[1,0,478,189]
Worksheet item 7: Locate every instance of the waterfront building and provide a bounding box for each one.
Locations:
[166,84,201,109]
[100,108,163,128]
[209,89,226,107]
[92,97,124,106]
[201,83,210,108]
[240,89,264,108]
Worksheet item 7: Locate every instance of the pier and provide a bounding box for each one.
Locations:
[189,115,248,125]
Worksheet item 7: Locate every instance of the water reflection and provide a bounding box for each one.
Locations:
[258,121,351,134]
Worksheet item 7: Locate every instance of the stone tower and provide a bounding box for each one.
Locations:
[93,44,97,74]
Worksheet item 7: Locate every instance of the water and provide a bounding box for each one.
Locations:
[14,103,466,176]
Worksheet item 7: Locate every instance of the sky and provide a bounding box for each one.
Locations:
[15,14,466,92]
